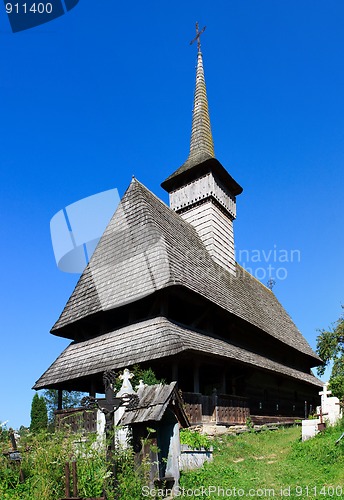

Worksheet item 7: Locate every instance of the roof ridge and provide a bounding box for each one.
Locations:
[236,262,273,293]
[128,177,215,254]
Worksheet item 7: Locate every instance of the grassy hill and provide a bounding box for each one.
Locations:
[180,420,344,498]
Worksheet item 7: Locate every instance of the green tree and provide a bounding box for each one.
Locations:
[30,393,48,432]
[0,422,9,451]
[316,306,344,401]
[43,389,85,424]
[131,365,165,387]
[112,365,165,392]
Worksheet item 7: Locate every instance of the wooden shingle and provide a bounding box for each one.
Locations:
[120,382,188,426]
[34,317,322,390]
[51,179,320,364]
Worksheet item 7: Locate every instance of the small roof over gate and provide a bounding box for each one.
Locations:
[119,381,189,428]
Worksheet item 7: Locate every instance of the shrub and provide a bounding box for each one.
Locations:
[180,428,212,450]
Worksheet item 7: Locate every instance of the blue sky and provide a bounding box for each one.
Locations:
[1,1,343,429]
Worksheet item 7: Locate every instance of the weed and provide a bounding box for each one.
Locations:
[180,428,212,450]
[0,428,145,499]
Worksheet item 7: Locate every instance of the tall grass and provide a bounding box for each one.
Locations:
[0,428,145,499]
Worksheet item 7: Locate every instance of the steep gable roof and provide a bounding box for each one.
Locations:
[52,178,320,363]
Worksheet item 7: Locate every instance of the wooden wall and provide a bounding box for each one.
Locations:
[181,200,236,274]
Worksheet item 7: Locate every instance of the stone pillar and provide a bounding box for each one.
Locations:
[319,383,332,408]
[318,382,341,425]
[115,369,135,442]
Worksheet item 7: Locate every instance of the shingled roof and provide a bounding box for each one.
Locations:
[51,178,320,364]
[119,381,189,427]
[179,48,215,166]
[34,317,322,390]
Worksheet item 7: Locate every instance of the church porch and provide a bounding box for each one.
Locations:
[33,317,321,427]
[49,353,319,431]
[148,354,320,425]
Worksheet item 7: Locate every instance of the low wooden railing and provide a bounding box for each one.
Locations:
[216,394,250,425]
[182,392,250,425]
[55,408,98,433]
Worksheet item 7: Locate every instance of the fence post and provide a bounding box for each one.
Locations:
[64,462,70,498]
[72,461,78,497]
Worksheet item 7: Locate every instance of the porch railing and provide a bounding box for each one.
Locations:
[55,408,98,433]
[182,392,250,425]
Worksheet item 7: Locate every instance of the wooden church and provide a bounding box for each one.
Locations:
[34,30,322,425]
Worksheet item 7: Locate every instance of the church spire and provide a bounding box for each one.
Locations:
[161,24,243,276]
[162,22,232,187]
[187,23,215,163]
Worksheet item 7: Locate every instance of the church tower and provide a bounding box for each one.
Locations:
[161,24,242,275]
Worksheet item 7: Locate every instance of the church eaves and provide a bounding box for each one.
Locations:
[34,317,322,391]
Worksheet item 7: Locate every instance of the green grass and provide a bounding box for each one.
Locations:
[180,420,344,498]
[1,421,344,499]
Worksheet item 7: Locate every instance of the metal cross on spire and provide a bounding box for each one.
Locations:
[190,22,206,52]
